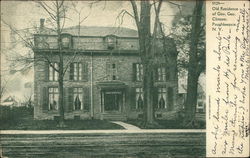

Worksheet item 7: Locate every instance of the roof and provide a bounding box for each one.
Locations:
[40,26,138,38]
[3,96,18,103]
[63,26,138,37]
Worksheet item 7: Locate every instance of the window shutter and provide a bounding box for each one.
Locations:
[106,62,111,80]
[132,63,137,81]
[82,62,88,81]
[83,87,90,111]
[44,61,49,81]
[42,87,48,111]
[153,87,158,110]
[168,87,174,110]
[69,63,74,81]
[130,87,136,110]
[67,88,73,112]
[115,61,119,80]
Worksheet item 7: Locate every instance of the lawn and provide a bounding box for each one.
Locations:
[126,117,205,129]
[0,106,124,130]
[0,119,124,130]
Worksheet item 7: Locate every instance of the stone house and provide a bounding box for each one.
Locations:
[33,19,179,120]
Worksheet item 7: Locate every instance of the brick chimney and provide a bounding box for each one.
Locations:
[40,18,45,29]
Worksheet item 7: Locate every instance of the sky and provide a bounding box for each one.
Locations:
[0,1,197,101]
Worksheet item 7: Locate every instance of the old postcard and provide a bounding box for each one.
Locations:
[0,0,249,158]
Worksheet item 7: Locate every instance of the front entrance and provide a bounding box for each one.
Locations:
[104,91,122,112]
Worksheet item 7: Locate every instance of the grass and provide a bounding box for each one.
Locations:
[126,117,205,129]
[0,106,124,130]
[0,119,124,130]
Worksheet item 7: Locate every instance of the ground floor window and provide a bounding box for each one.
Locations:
[136,88,143,110]
[73,88,83,110]
[49,87,59,110]
[158,88,167,109]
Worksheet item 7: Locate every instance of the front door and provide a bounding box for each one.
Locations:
[104,91,122,112]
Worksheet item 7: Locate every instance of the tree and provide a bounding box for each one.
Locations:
[1,0,91,127]
[115,0,180,125]
[183,0,204,126]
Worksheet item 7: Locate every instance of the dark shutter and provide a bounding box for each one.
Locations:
[44,61,49,81]
[83,87,90,111]
[132,63,137,81]
[153,87,158,110]
[67,87,73,112]
[42,87,48,111]
[168,87,174,110]
[82,62,88,81]
[69,63,74,81]
[130,87,136,110]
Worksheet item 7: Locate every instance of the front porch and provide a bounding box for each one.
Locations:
[97,81,127,121]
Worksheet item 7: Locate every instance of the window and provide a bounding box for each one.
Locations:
[136,63,143,81]
[106,35,116,50]
[62,37,70,48]
[157,66,166,81]
[74,63,82,81]
[135,88,143,110]
[49,63,58,81]
[158,88,167,109]
[73,88,83,110]
[106,62,118,80]
[111,63,117,80]
[48,87,59,110]
[70,63,82,81]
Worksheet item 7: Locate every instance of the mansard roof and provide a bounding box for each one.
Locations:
[39,26,138,38]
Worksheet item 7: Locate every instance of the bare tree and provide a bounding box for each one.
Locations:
[184,0,204,126]
[1,0,91,127]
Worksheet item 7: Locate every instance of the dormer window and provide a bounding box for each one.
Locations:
[61,34,72,49]
[105,35,117,50]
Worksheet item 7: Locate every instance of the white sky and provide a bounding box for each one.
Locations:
[0,1,189,101]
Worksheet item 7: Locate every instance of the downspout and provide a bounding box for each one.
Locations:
[90,51,94,118]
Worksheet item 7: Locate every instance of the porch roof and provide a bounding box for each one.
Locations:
[96,81,127,90]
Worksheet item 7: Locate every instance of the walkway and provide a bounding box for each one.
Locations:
[111,121,141,130]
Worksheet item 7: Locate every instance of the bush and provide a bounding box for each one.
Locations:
[0,106,33,121]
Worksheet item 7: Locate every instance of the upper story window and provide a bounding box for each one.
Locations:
[106,62,118,80]
[48,87,59,110]
[133,63,143,82]
[61,34,72,49]
[157,66,166,82]
[69,62,88,81]
[105,35,117,50]
[49,62,58,81]
[112,63,117,80]
[136,63,143,81]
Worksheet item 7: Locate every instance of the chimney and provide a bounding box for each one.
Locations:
[40,18,45,28]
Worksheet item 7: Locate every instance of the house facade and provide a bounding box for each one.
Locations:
[33,20,179,120]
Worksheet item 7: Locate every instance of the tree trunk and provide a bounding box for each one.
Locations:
[139,1,154,125]
[58,53,65,126]
[56,1,65,127]
[184,0,203,125]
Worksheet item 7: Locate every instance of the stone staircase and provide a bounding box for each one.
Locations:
[101,113,127,121]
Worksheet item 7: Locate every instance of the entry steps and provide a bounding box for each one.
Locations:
[101,113,127,121]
